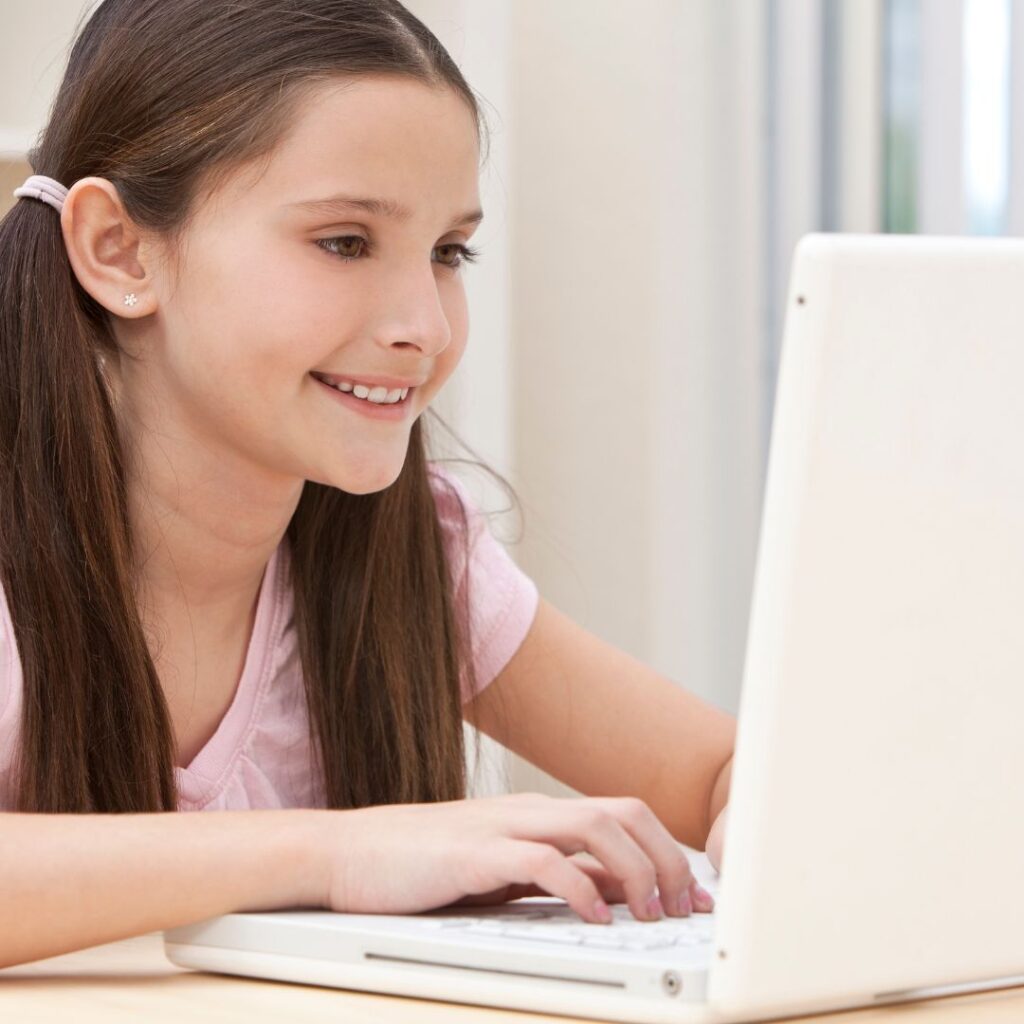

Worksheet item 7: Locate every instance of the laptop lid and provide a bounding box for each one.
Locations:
[707,233,1024,1019]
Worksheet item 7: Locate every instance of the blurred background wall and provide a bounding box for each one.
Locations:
[2,0,1020,800]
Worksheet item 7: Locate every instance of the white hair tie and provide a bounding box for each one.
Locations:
[13,174,69,214]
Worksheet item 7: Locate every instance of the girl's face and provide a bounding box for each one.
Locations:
[113,76,482,495]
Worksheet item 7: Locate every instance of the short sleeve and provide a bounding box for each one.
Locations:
[428,464,539,704]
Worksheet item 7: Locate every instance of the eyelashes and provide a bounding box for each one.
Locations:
[315,235,482,271]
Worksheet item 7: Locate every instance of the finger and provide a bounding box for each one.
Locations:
[508,797,689,922]
[461,853,712,916]
[568,852,629,904]
[492,838,617,925]
[689,878,715,913]
[449,883,553,908]
[573,796,697,919]
[447,864,617,910]
[502,882,560,901]
[447,886,517,908]
[504,856,629,906]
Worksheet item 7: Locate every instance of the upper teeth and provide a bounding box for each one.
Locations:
[321,377,409,404]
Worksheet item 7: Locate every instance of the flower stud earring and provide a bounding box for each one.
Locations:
[123,293,138,307]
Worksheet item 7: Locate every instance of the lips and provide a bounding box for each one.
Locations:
[311,373,415,417]
[311,373,412,402]
[311,371,422,390]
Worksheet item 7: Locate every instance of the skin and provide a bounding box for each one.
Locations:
[53,75,732,903]
[58,77,482,721]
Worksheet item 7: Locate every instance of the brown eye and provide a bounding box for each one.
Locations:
[316,236,366,261]
[315,236,482,270]
[435,243,482,270]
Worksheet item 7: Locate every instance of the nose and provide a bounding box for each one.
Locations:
[371,264,453,358]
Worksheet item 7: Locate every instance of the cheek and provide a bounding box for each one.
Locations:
[199,249,340,377]
[179,233,472,398]
[242,247,332,347]
[437,330,468,377]
[417,319,466,402]
[437,289,470,368]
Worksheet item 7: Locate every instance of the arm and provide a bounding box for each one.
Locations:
[0,808,324,969]
[704,755,732,872]
[463,596,737,851]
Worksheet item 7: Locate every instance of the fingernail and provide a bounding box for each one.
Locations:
[592,899,612,923]
[645,894,664,919]
[676,890,693,915]
[692,884,715,911]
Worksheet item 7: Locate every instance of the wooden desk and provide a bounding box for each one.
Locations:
[2,932,1024,1022]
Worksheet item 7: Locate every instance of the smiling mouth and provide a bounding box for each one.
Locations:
[311,372,414,405]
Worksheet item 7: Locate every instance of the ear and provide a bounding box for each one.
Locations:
[60,176,159,318]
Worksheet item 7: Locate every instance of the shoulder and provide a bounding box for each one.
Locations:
[425,462,494,550]
[425,462,513,559]
[425,463,540,699]
[426,462,478,521]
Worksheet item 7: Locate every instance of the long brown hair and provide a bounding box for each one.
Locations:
[0,0,518,813]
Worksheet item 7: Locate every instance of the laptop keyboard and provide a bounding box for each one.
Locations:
[418,901,716,953]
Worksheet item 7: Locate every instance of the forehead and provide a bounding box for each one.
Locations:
[234,76,481,221]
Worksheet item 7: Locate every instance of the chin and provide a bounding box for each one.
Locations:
[308,463,405,495]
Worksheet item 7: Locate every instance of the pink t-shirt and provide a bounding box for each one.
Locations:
[0,465,538,811]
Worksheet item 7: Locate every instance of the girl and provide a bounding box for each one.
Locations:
[0,0,734,967]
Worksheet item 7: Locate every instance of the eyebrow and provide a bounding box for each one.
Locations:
[286,194,484,228]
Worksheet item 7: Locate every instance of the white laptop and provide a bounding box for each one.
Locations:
[164,233,1024,1023]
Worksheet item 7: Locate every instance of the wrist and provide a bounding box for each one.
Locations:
[292,809,333,910]
[237,809,331,912]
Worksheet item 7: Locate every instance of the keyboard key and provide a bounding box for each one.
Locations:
[622,937,679,951]
[462,922,506,937]
[502,926,583,944]
[577,934,628,949]
[427,904,717,956]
